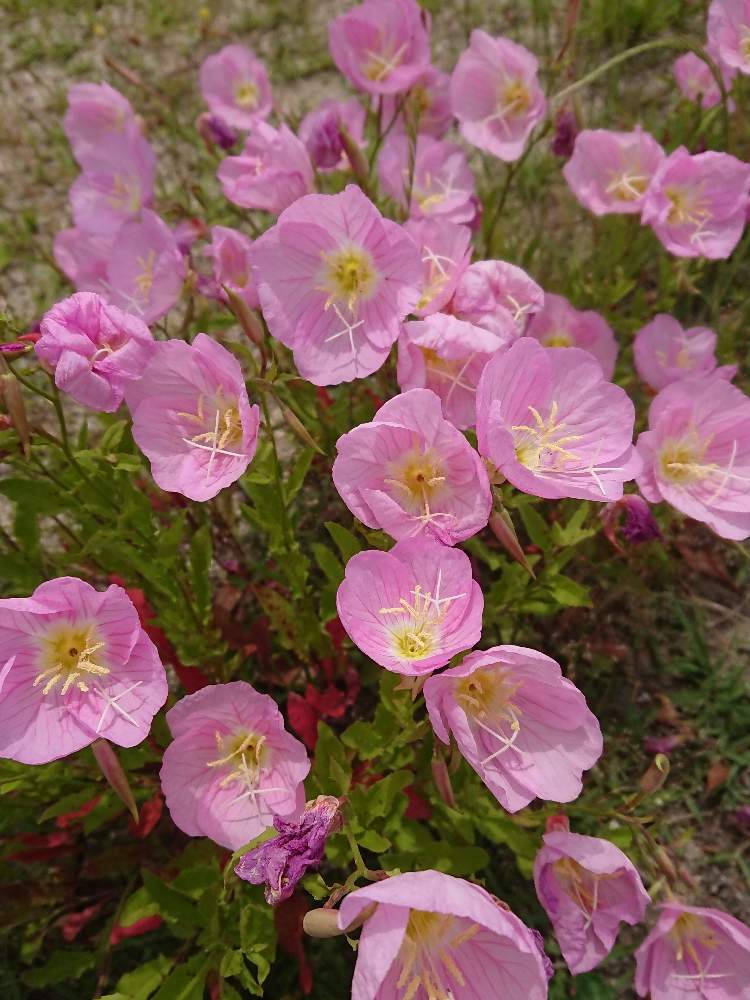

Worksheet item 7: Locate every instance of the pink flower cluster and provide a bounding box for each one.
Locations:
[57,83,185,323]
[565,127,750,260]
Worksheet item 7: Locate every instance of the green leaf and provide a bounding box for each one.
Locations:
[22,950,94,988]
[325,521,362,562]
[151,958,208,1000]
[100,419,128,452]
[189,524,213,623]
[518,504,551,550]
[141,869,199,926]
[312,543,344,585]
[119,887,162,927]
[286,447,314,502]
[546,574,592,607]
[115,955,174,1000]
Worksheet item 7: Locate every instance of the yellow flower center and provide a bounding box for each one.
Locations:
[34,624,109,696]
[320,245,377,313]
[553,856,612,926]
[606,168,650,202]
[108,173,143,214]
[658,432,714,486]
[512,400,583,472]
[396,910,480,1000]
[542,331,573,348]
[178,391,246,479]
[665,186,711,231]
[415,246,454,310]
[234,80,259,108]
[134,250,156,302]
[363,41,408,82]
[456,666,523,765]
[380,579,465,663]
[385,444,446,509]
[500,79,531,118]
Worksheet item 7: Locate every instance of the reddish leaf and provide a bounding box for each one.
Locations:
[5,830,74,863]
[128,791,164,839]
[59,903,103,942]
[404,786,432,821]
[706,760,730,794]
[287,692,320,750]
[56,795,101,829]
[110,914,163,945]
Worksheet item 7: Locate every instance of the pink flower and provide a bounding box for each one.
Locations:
[635,902,750,999]
[218,122,314,216]
[37,292,154,412]
[336,538,483,676]
[63,82,140,171]
[160,681,309,851]
[534,828,650,974]
[526,292,618,378]
[404,219,472,317]
[450,31,546,162]
[208,225,259,309]
[397,315,505,429]
[641,147,750,259]
[105,209,186,325]
[476,338,640,502]
[0,577,167,765]
[381,64,453,137]
[332,388,492,543]
[378,135,477,225]
[249,185,422,385]
[708,0,750,74]
[636,376,750,540]
[328,0,431,96]
[634,313,737,391]
[298,98,366,171]
[424,646,602,812]
[563,128,665,216]
[338,870,549,1000]
[124,333,260,502]
[673,49,736,109]
[235,795,341,905]
[53,228,112,295]
[68,135,156,236]
[453,259,545,339]
[199,44,272,131]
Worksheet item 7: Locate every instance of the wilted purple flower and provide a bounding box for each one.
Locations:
[552,108,578,159]
[601,494,661,551]
[196,112,238,152]
[235,795,342,905]
[530,928,555,981]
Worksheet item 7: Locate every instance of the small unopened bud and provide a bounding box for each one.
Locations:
[281,404,324,455]
[0,342,34,361]
[92,739,139,823]
[654,847,678,884]
[431,752,456,809]
[489,509,535,578]
[339,124,371,195]
[223,287,265,348]
[303,902,376,938]
[545,813,570,834]
[639,753,670,795]
[0,371,31,457]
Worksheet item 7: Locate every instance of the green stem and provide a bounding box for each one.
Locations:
[259,392,294,550]
[550,37,730,147]
[5,361,54,403]
[483,123,550,257]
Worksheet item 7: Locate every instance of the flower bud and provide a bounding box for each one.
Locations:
[92,738,139,823]
[0,370,31,457]
[338,124,371,196]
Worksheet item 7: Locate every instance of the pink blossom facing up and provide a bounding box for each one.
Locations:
[476,338,641,502]
[68,134,157,236]
[526,292,618,379]
[397,315,505,429]
[634,313,737,391]
[332,388,492,543]
[208,225,260,309]
[124,333,260,502]
[0,577,167,765]
[673,49,736,109]
[53,228,112,295]
[404,218,472,317]
[298,98,366,172]
[199,44,272,131]
[381,64,453,137]
[634,901,750,999]
[450,30,546,162]
[378,135,477,226]
[708,0,750,74]
[453,259,545,339]
[249,185,421,385]
[328,0,431,96]
[63,82,141,172]
[534,830,649,974]
[105,209,186,325]
[636,376,750,541]
[37,292,154,412]
[336,538,483,676]
[235,795,341,905]
[160,681,309,851]
[424,646,602,813]
[563,128,665,216]
[641,147,750,259]
[217,122,314,216]
[338,870,549,1000]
